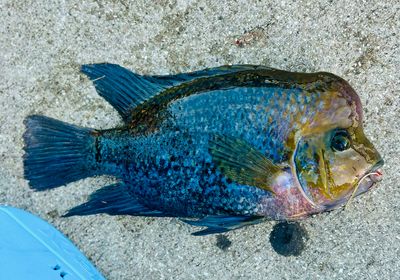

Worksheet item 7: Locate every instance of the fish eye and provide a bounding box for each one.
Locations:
[331,130,351,152]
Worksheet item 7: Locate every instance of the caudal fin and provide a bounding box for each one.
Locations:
[23,115,96,190]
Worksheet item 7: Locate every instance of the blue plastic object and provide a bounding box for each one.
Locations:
[0,206,105,280]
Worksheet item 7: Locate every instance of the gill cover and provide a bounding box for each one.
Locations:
[293,133,331,206]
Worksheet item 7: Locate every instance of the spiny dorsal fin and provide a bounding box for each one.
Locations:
[209,134,282,193]
[81,63,168,122]
[81,64,271,122]
[151,64,272,86]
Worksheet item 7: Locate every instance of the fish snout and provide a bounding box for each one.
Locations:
[357,161,384,194]
[370,168,383,183]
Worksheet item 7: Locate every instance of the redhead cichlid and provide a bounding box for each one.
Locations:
[23,64,384,235]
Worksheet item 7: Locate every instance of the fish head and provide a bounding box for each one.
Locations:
[292,77,384,209]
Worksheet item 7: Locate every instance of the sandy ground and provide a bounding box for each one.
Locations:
[0,0,399,279]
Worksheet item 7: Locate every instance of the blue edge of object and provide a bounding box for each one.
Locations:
[0,206,105,280]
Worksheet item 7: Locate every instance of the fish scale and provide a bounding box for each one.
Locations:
[92,86,320,216]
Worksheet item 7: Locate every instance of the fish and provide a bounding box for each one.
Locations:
[23,63,384,235]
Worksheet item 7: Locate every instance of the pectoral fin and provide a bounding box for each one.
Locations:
[208,134,281,193]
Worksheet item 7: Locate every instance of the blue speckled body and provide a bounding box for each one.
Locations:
[95,84,321,218]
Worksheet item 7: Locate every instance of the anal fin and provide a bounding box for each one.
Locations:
[64,183,165,217]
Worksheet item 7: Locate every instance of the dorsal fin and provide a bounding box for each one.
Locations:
[81,63,168,122]
[151,64,272,86]
[81,63,271,122]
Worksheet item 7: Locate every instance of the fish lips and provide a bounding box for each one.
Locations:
[353,158,384,196]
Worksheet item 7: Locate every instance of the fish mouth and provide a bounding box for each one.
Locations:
[324,159,384,210]
[352,159,384,197]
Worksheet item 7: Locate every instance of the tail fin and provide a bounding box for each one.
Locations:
[23,115,96,190]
